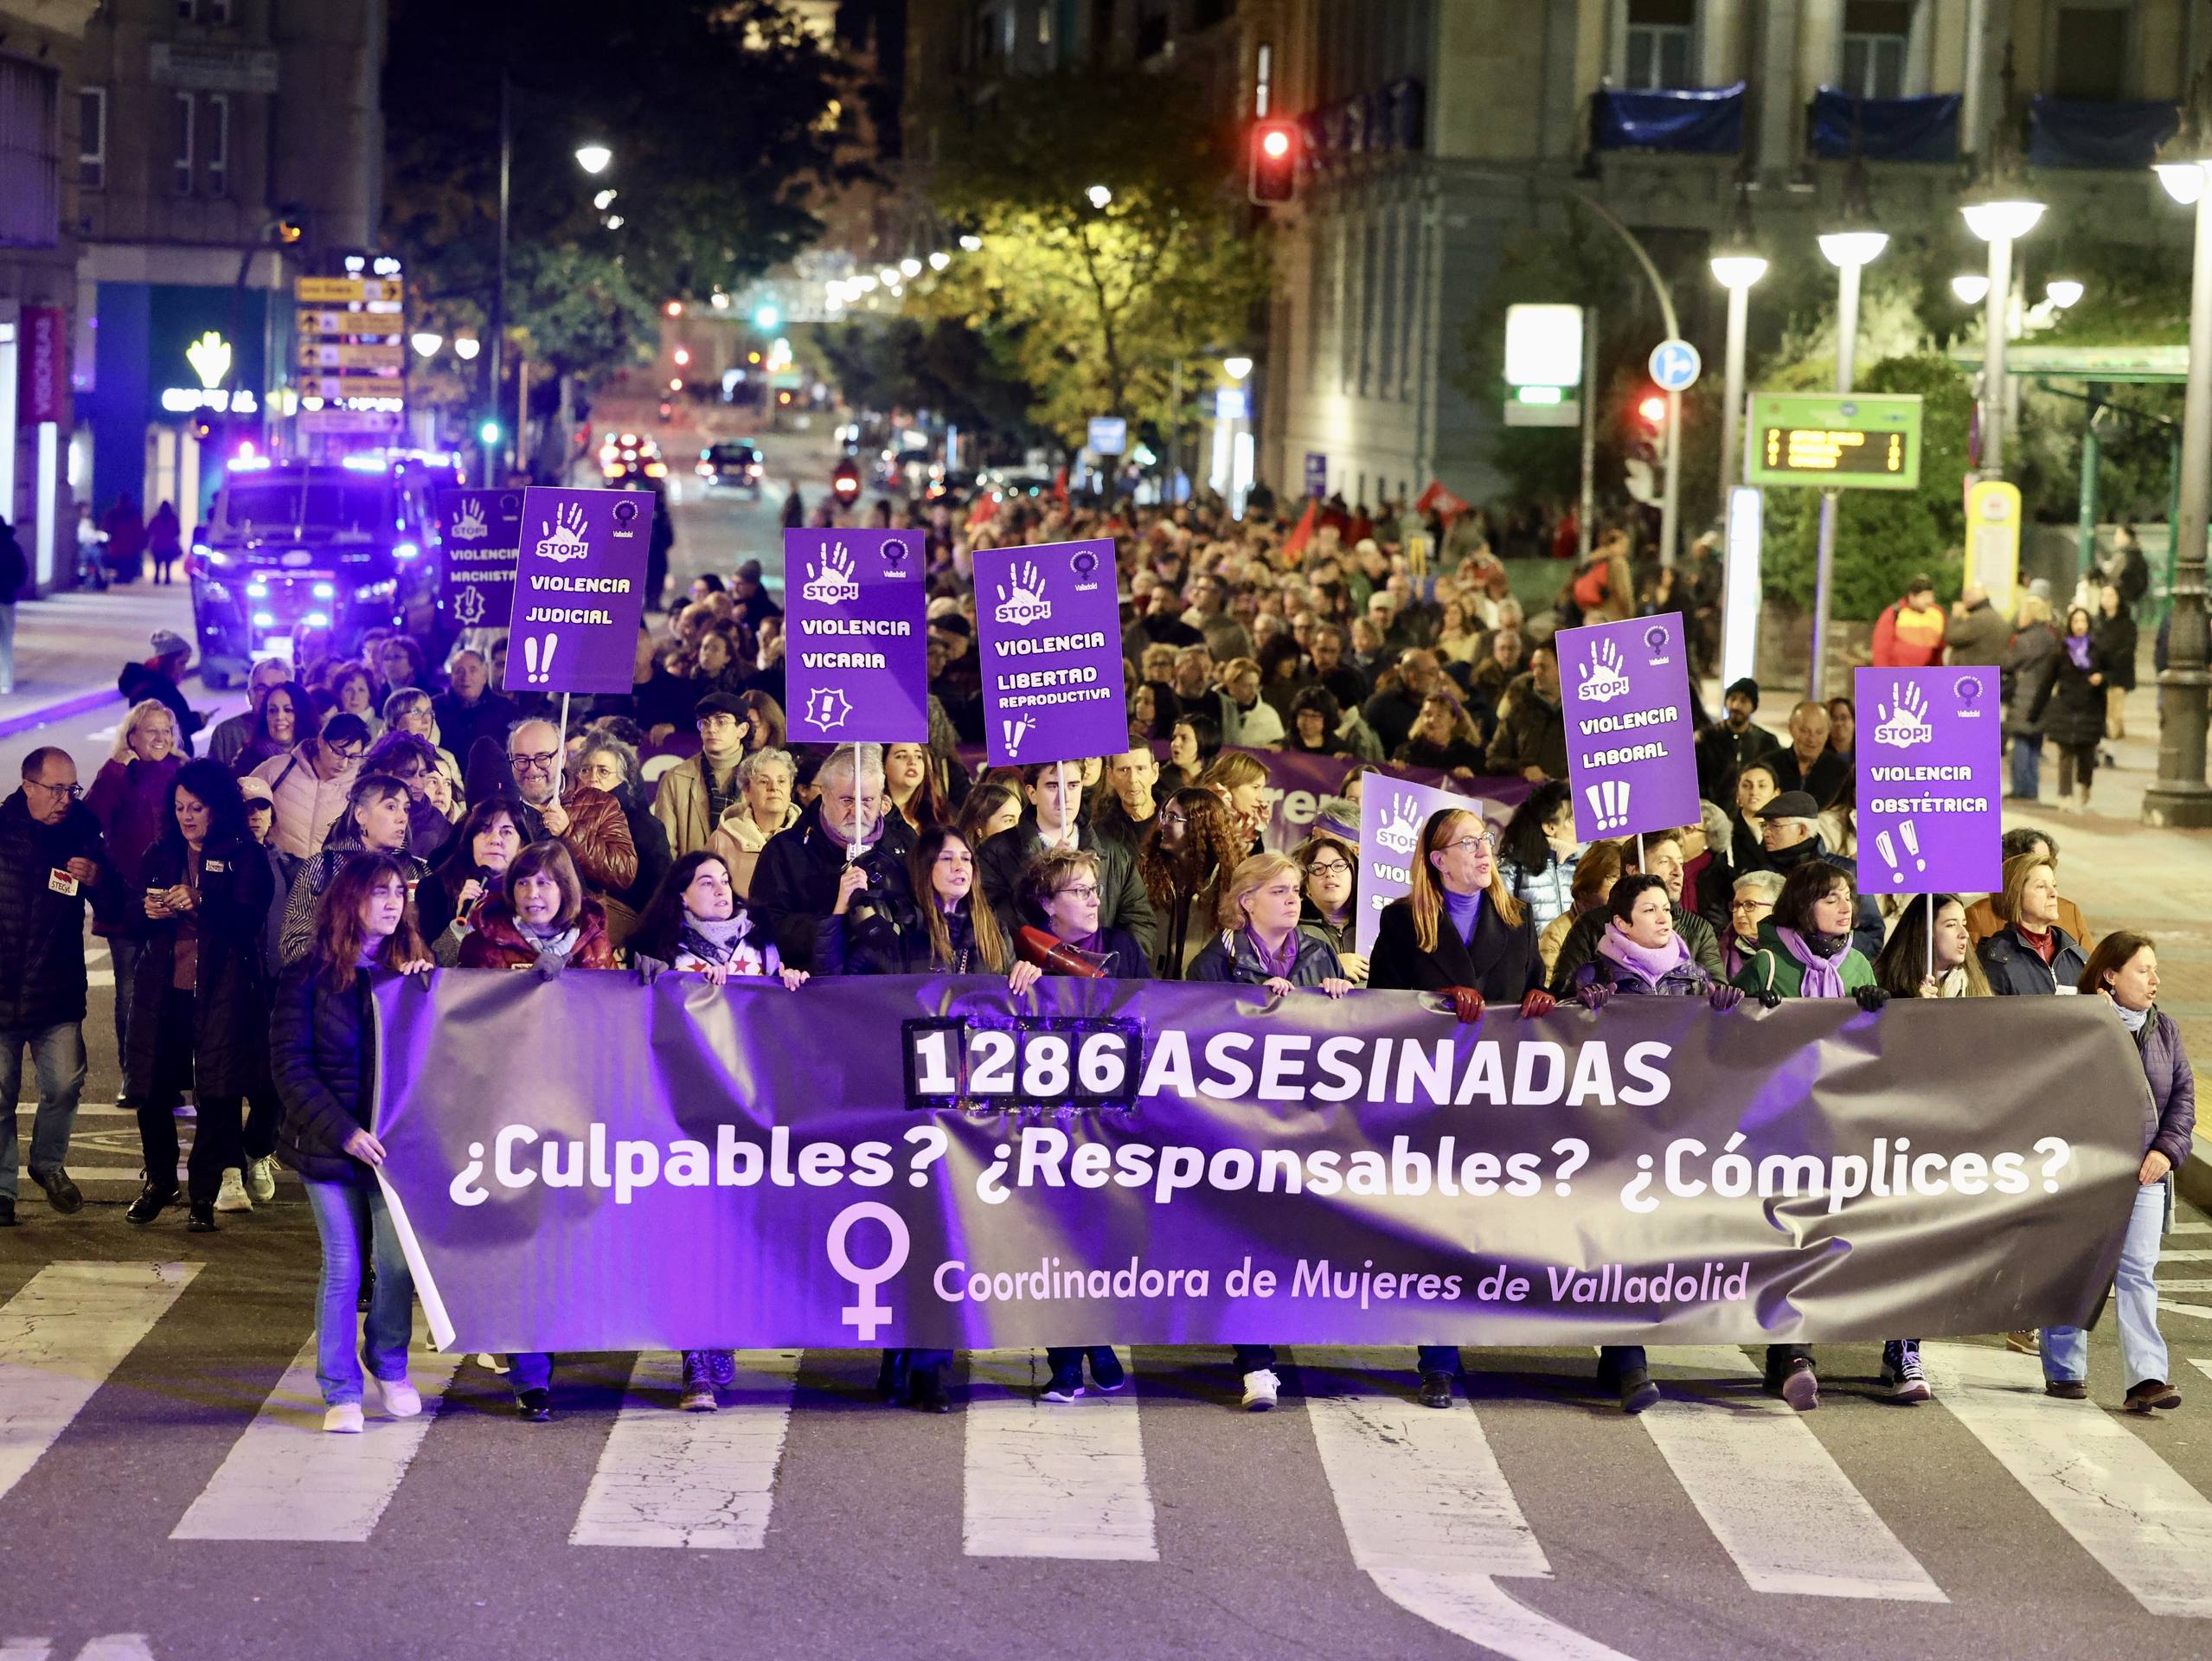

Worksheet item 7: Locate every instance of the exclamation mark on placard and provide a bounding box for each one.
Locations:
[1899,818,1923,871]
[1613,779,1631,829]
[1585,782,1606,828]
[1587,779,1631,831]
[522,637,539,683]
[523,634,558,686]
[1875,829,1901,881]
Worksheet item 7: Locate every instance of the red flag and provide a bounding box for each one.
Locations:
[1414,478,1469,523]
[1279,499,1316,565]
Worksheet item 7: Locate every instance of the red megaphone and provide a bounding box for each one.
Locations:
[1016,926,1110,978]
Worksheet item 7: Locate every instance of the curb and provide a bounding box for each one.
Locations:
[0,688,126,741]
[2182,1132,2212,1213]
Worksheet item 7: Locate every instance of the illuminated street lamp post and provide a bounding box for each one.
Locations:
[1809,157,1888,701]
[1708,180,1768,503]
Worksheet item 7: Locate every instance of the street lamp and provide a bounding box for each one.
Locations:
[1222,355,1253,381]
[1807,155,1888,702]
[1087,184,1112,209]
[959,234,983,252]
[1708,179,1767,503]
[2145,65,2212,825]
[452,336,481,362]
[927,250,952,271]
[2045,278,2085,308]
[574,143,612,175]
[1952,273,1991,305]
[899,256,922,279]
[1960,54,2043,478]
[410,331,444,359]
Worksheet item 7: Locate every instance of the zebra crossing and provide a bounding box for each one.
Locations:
[8,1259,2212,1652]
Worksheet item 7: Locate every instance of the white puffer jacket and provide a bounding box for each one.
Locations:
[252,743,360,860]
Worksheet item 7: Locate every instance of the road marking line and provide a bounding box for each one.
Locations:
[1923,1343,2212,1617]
[2147,1279,2212,1292]
[0,1262,199,1504]
[2154,1249,2212,1260]
[170,1331,460,1542]
[1631,1346,1945,1600]
[2166,1301,2212,1323]
[568,1350,798,1549]
[2167,1221,2212,1235]
[962,1348,1155,1561]
[1300,1348,1641,1660]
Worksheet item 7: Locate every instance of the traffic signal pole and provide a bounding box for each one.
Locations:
[1661,389,1682,569]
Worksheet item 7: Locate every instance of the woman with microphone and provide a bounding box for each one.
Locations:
[1367,805,1556,1408]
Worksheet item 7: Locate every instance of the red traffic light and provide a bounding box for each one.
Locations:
[1248,119,1300,205]
[1638,392,1668,426]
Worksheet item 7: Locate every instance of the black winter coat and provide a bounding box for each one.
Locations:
[977,815,1157,947]
[1978,923,2089,997]
[0,792,117,1029]
[269,962,377,1184]
[2095,611,2139,692]
[2033,642,2107,749]
[125,833,274,1100]
[1367,895,1543,999]
[748,805,917,972]
[817,895,997,975]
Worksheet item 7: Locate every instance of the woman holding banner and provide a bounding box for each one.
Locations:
[1192,853,1351,1411]
[270,853,432,1433]
[1732,860,1890,1410]
[1569,874,1744,1413]
[1294,831,1367,984]
[1023,845,1150,1403]
[1368,806,1556,1408]
[632,850,809,1413]
[2043,933,2192,1411]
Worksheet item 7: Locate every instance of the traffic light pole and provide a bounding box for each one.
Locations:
[1567,190,1680,565]
[1660,390,1682,569]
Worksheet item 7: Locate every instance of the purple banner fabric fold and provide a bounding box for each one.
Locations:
[374,973,2142,1356]
[972,539,1127,766]
[1558,611,1701,842]
[783,529,930,742]
[1854,666,2003,894]
[503,487,652,695]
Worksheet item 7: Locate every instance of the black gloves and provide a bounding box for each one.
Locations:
[1853,985,1889,1014]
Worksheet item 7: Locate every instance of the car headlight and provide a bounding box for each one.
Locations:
[394,542,420,561]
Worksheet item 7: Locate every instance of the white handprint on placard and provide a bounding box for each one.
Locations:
[992,560,1052,626]
[800,542,861,606]
[1872,680,1934,750]
[450,497,490,541]
[1580,638,1631,703]
[535,500,591,564]
[1002,713,1035,758]
[1374,792,1421,856]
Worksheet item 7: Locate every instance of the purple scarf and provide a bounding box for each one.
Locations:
[1247,927,1300,979]
[2065,633,2093,670]
[1775,925,1846,999]
[1596,922,1690,989]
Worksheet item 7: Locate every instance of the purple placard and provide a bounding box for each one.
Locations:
[1558,611,1701,842]
[784,529,928,742]
[437,488,523,632]
[1855,666,2003,894]
[973,538,1127,766]
[503,487,652,695]
[1355,775,1504,957]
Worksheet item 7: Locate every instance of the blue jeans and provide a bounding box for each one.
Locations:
[509,1352,555,1393]
[0,600,15,692]
[107,935,142,1093]
[2046,1179,2170,1388]
[2009,735,2042,800]
[0,1023,85,1202]
[303,1176,414,1407]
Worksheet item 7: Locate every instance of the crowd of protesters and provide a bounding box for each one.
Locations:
[0,483,2185,1435]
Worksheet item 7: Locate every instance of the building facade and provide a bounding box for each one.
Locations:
[73,0,385,537]
[0,0,96,593]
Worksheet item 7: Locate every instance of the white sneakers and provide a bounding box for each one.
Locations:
[214,1168,251,1212]
[244,1156,277,1203]
[1241,1369,1280,1412]
[323,1404,364,1434]
[375,1376,424,1419]
[474,1353,510,1374]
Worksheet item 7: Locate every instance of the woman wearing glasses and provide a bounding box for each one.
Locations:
[1137,786,1245,978]
[1294,831,1367,984]
[1368,806,1555,1408]
[277,773,429,968]
[1023,845,1151,1404]
[1190,852,1352,1412]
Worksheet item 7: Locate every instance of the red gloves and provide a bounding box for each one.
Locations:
[1519,989,1557,1018]
[1442,985,1486,1024]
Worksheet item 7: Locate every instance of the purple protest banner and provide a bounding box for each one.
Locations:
[503,486,651,696]
[784,529,928,742]
[1557,611,1701,843]
[1355,775,1517,956]
[1855,666,2003,894]
[973,538,1127,766]
[437,488,523,632]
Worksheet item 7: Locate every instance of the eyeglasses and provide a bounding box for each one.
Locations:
[1053,883,1101,901]
[511,750,559,771]
[1731,897,1773,915]
[1440,834,1494,854]
[330,743,367,761]
[1161,811,1189,826]
[25,778,82,800]
[1305,858,1352,877]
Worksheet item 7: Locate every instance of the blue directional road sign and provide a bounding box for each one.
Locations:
[1648,338,1702,393]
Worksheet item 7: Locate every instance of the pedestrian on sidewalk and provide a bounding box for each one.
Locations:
[2042,932,2193,1413]
[2034,606,2107,811]
[1871,574,1946,667]
[2001,591,2060,801]
[0,747,114,1226]
[100,494,144,584]
[146,502,182,586]
[123,760,273,1232]
[272,852,432,1434]
[0,516,26,695]
[118,630,204,756]
[2094,582,2138,745]
[86,701,183,1097]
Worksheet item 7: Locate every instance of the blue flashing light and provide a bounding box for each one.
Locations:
[394,541,420,561]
